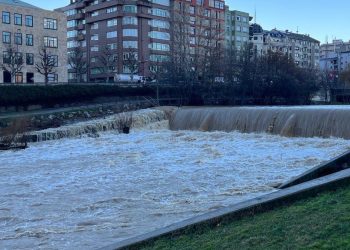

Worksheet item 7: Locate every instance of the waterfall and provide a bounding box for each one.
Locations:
[27,109,167,142]
[169,106,350,139]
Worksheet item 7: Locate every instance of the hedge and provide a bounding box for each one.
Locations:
[0,85,155,107]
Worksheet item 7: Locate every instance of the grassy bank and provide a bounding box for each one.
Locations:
[0,85,154,107]
[142,185,350,250]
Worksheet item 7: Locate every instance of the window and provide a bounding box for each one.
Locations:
[48,55,58,67]
[123,29,138,37]
[91,45,99,51]
[148,42,170,51]
[107,43,117,50]
[25,15,33,27]
[2,12,10,24]
[2,32,11,44]
[91,22,99,29]
[48,74,58,83]
[91,34,99,40]
[107,31,117,38]
[14,13,22,25]
[148,19,169,29]
[151,0,170,6]
[106,7,117,13]
[15,33,22,45]
[122,16,137,25]
[26,34,33,46]
[44,18,57,30]
[123,41,138,48]
[26,53,34,65]
[107,19,117,27]
[44,36,58,48]
[148,31,170,40]
[149,8,169,17]
[123,5,137,13]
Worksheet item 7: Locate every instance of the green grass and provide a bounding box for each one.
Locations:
[141,185,350,250]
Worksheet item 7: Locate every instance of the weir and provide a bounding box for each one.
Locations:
[26,109,168,142]
[169,106,350,139]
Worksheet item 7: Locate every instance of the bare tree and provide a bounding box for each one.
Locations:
[0,45,23,83]
[123,47,139,81]
[35,47,56,84]
[97,45,117,82]
[68,45,88,83]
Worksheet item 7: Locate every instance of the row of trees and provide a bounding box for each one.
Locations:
[0,44,57,84]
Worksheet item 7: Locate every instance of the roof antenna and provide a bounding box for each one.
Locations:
[296,26,299,34]
[254,5,257,24]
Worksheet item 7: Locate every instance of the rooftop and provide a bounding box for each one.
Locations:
[0,0,42,10]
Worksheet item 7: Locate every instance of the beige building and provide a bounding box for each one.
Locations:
[251,28,320,68]
[0,0,67,83]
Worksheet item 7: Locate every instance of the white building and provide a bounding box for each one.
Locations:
[250,28,320,68]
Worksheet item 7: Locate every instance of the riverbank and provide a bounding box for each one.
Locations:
[140,183,350,250]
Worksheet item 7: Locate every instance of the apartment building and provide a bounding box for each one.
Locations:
[59,0,171,82]
[250,28,320,68]
[320,39,350,73]
[59,0,226,82]
[225,7,251,50]
[0,0,67,83]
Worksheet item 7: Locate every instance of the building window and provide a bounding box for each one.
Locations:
[15,72,23,83]
[106,7,117,13]
[107,31,117,38]
[14,13,22,25]
[123,41,138,49]
[91,45,99,51]
[122,16,137,25]
[107,19,117,27]
[2,11,10,24]
[91,22,99,29]
[123,5,137,13]
[2,31,11,44]
[44,36,58,48]
[25,15,33,27]
[44,18,57,30]
[48,55,58,67]
[123,29,138,37]
[26,34,33,46]
[48,74,58,83]
[26,53,34,65]
[15,33,22,45]
[91,34,99,40]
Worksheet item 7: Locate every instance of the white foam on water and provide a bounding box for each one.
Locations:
[1,126,350,249]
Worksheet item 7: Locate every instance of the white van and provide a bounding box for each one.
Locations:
[114,74,146,84]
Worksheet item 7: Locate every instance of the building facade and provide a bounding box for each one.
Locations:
[250,28,320,68]
[224,7,251,50]
[59,0,172,82]
[0,0,67,83]
[59,0,226,82]
[320,39,350,73]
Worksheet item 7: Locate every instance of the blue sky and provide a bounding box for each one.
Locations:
[26,0,349,43]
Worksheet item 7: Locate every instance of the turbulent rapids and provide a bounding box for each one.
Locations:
[170,106,350,139]
[2,106,350,249]
[27,109,168,142]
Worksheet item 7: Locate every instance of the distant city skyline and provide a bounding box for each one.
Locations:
[24,0,350,44]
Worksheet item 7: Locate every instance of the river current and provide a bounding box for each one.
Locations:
[1,121,350,249]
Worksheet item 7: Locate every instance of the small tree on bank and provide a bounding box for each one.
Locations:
[123,47,139,81]
[35,47,56,84]
[68,45,88,83]
[0,45,24,83]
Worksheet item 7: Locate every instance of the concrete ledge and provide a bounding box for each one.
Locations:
[99,168,350,250]
[279,150,350,189]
